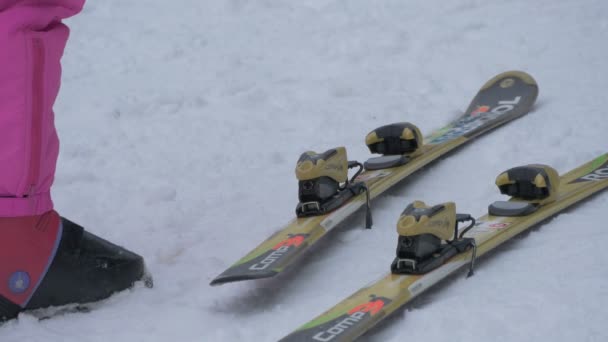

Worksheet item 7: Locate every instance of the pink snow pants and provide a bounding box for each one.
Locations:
[0,0,84,217]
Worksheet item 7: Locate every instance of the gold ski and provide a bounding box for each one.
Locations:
[211,71,538,286]
[280,154,608,342]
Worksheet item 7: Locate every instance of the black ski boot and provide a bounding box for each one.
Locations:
[0,211,151,321]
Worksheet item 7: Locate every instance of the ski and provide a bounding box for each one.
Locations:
[279,154,608,342]
[210,70,538,286]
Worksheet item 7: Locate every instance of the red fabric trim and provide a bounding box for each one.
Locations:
[0,210,61,306]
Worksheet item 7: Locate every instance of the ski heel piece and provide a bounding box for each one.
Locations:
[391,201,476,275]
[295,147,372,227]
[364,122,422,170]
[489,164,560,217]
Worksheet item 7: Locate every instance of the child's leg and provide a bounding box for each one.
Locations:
[0,0,85,316]
[0,0,84,217]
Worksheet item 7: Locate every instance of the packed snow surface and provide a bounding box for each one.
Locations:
[2,0,608,341]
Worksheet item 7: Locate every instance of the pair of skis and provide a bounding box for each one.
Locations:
[280,155,608,341]
[209,71,608,341]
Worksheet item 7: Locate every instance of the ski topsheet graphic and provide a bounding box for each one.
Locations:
[210,71,539,286]
[279,154,608,342]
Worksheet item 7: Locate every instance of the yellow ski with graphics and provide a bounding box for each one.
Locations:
[279,154,608,342]
[210,71,538,286]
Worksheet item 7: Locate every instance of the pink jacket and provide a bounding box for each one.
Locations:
[0,0,84,217]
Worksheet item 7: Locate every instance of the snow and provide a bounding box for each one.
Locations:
[2,0,608,341]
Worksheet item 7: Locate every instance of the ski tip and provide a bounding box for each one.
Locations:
[480,70,538,91]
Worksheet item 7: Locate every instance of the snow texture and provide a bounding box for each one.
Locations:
[2,0,608,341]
